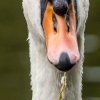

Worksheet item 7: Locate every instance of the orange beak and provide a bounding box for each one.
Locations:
[42,1,80,71]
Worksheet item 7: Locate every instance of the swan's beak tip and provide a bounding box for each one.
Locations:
[55,52,78,71]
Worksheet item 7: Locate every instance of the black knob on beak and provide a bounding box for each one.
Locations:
[55,52,75,71]
[52,0,68,16]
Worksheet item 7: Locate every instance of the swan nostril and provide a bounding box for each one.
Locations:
[52,14,57,32]
[55,52,75,71]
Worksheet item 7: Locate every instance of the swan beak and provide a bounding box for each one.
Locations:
[42,1,80,71]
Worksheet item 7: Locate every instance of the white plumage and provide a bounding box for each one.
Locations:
[22,0,89,100]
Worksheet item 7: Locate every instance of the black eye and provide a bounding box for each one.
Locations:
[52,14,57,32]
[52,0,68,16]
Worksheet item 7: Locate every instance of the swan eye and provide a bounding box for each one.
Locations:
[52,14,57,32]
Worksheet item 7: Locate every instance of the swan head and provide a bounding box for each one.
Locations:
[23,0,89,71]
[42,0,80,71]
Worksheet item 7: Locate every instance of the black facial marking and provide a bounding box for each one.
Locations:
[74,0,78,27]
[52,14,57,32]
[41,0,48,24]
[41,0,78,28]
[52,0,68,16]
[66,11,70,31]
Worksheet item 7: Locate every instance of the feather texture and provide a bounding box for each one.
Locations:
[22,0,89,100]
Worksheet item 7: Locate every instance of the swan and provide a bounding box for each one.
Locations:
[22,0,89,100]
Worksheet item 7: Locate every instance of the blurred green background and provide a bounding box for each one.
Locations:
[0,0,100,100]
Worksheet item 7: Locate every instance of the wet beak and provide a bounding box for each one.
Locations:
[42,1,80,71]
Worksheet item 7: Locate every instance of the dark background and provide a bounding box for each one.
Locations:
[0,0,100,100]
